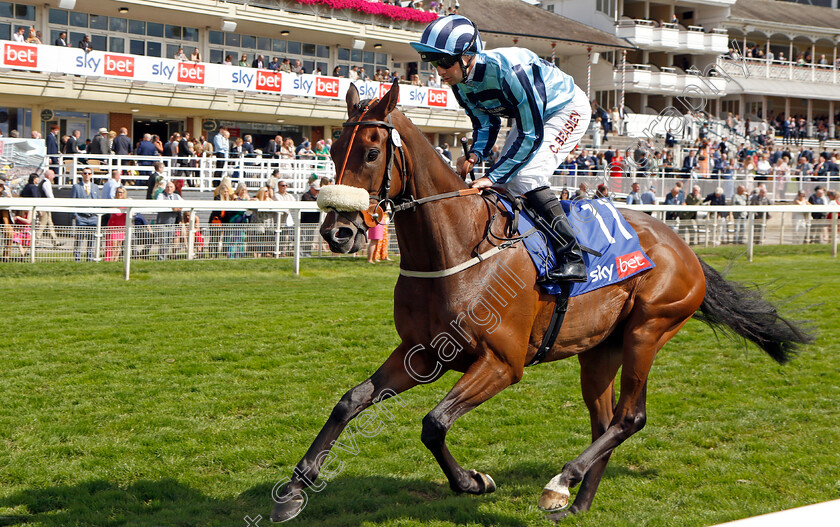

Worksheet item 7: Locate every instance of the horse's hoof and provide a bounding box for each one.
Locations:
[538,485,570,512]
[468,469,496,494]
[270,496,305,523]
[546,509,573,522]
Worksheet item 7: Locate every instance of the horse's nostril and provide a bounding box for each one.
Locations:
[334,227,353,241]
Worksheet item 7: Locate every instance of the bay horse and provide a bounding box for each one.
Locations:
[271,81,811,522]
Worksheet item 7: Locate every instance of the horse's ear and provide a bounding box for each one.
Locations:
[346,83,360,113]
[373,79,400,117]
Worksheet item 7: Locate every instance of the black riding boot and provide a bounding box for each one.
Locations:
[524,186,587,283]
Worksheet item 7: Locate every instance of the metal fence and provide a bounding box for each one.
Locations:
[1,199,837,279]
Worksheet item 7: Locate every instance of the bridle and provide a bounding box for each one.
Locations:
[334,99,409,228]
[329,98,481,232]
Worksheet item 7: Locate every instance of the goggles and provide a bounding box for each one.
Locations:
[421,52,461,70]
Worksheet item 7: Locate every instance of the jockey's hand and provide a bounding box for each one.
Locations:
[470,176,494,189]
[455,154,477,180]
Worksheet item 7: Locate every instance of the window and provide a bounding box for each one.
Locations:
[287,41,301,55]
[338,47,350,61]
[258,37,271,51]
[49,8,68,25]
[165,25,181,40]
[0,2,11,19]
[225,33,240,47]
[147,41,161,58]
[13,3,33,20]
[242,35,256,49]
[89,14,107,30]
[128,20,144,35]
[0,22,8,40]
[109,17,126,32]
[302,43,316,56]
[317,45,330,58]
[91,34,106,50]
[69,12,87,27]
[210,49,223,64]
[272,39,286,53]
[130,39,144,56]
[182,27,197,42]
[375,52,387,65]
[109,36,124,53]
[146,22,163,38]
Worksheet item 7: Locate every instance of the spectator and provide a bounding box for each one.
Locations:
[63,129,82,155]
[223,54,233,65]
[70,168,100,262]
[239,53,248,67]
[626,182,641,205]
[252,54,265,69]
[32,169,59,246]
[664,185,685,221]
[268,57,280,71]
[136,133,158,175]
[113,127,132,156]
[20,173,41,198]
[213,128,230,185]
[78,35,92,52]
[105,186,129,261]
[12,26,25,43]
[26,28,41,45]
[88,128,109,155]
[349,65,359,81]
[440,143,452,162]
[156,180,183,260]
[808,186,828,243]
[793,190,810,244]
[174,47,187,61]
[146,161,165,200]
[54,31,69,47]
[279,59,292,73]
[704,186,728,245]
[190,48,201,62]
[102,170,122,199]
[640,184,657,214]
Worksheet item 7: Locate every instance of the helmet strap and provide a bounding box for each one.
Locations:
[459,54,472,83]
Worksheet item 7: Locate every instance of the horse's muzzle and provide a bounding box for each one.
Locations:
[320,212,367,254]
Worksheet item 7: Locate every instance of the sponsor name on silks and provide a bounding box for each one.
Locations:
[4,43,37,67]
[615,250,652,279]
[549,110,581,154]
[588,263,614,283]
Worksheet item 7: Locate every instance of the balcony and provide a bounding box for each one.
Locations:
[617,19,724,54]
[716,57,839,85]
[613,64,727,96]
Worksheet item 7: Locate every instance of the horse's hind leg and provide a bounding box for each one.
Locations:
[421,355,518,495]
[563,342,623,515]
[540,312,689,517]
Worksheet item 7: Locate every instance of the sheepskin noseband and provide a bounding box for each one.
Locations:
[317,184,370,212]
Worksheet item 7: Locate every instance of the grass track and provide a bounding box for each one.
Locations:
[0,245,838,527]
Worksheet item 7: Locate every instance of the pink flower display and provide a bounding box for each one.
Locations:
[294,0,439,23]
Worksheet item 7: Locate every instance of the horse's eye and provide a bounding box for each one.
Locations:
[366,149,379,162]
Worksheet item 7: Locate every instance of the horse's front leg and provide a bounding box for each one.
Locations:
[421,354,518,495]
[271,344,438,522]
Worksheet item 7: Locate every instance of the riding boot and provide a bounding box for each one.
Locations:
[524,186,587,283]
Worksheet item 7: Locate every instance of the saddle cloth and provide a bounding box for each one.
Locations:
[498,197,655,297]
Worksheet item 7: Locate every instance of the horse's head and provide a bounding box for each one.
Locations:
[318,80,404,253]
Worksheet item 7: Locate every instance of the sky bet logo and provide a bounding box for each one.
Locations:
[257,70,282,92]
[4,43,37,68]
[178,62,205,84]
[428,89,448,107]
[315,77,339,97]
[105,54,134,77]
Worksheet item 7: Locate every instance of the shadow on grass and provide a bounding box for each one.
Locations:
[0,462,657,527]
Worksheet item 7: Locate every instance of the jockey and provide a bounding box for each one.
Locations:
[411,15,591,283]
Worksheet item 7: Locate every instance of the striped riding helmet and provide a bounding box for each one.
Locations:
[410,15,483,60]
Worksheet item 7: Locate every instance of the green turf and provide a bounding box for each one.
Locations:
[0,247,838,527]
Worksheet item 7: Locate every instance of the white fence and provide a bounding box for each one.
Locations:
[1,199,837,279]
[51,154,337,194]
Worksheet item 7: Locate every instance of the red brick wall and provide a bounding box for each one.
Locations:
[109,113,133,134]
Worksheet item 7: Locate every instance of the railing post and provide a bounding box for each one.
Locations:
[29,206,37,263]
[293,209,301,275]
[779,209,785,245]
[747,211,755,262]
[274,211,281,258]
[187,208,196,260]
[124,207,133,281]
[94,213,102,262]
[832,212,838,258]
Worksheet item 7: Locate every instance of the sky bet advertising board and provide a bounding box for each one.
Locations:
[2,42,460,111]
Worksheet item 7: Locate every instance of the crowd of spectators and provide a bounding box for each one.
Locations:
[726,45,840,69]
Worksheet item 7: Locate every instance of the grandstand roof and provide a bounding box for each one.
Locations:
[730,0,840,34]
[458,0,635,51]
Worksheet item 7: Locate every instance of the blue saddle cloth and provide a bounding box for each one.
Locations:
[498,197,655,297]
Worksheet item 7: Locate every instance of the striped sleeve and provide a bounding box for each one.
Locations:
[453,88,500,162]
[488,64,546,184]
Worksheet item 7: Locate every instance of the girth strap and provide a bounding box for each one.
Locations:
[527,283,571,366]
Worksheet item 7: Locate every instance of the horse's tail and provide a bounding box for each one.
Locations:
[694,258,814,364]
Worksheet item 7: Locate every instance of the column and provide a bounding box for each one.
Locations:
[738,94,745,122]
[765,38,770,77]
[811,43,816,82]
[806,98,813,138]
[761,95,767,121]
[784,97,790,120]
[644,0,650,19]
[833,45,837,84]
[788,38,793,80]
[829,101,835,139]
[31,105,42,138]
[715,98,721,120]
